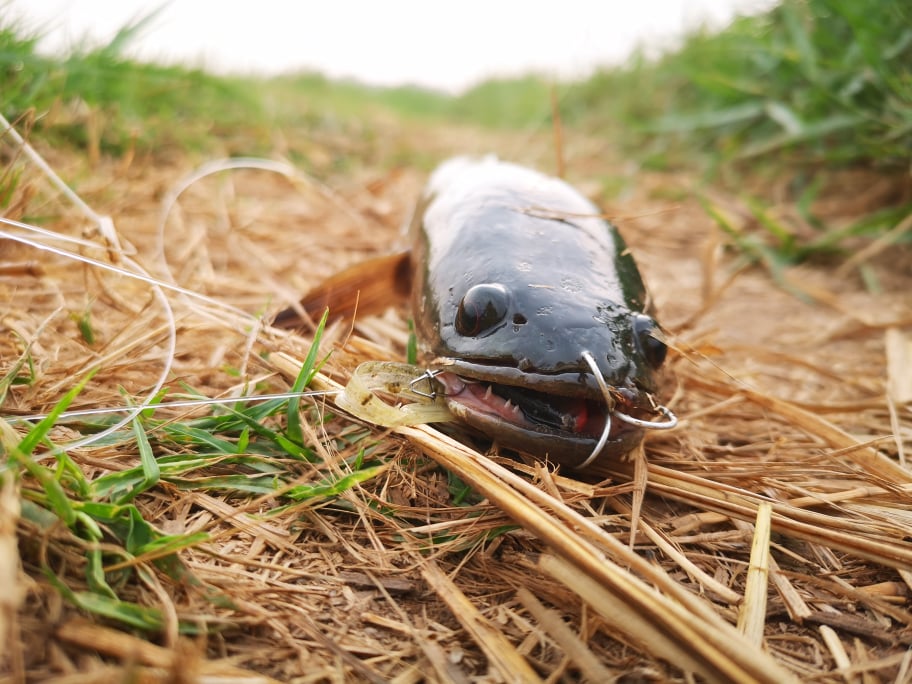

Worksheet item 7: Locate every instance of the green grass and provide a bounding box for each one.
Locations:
[1,12,452,158]
[263,72,452,121]
[566,0,912,171]
[450,75,555,129]
[2,14,268,155]
[554,0,912,272]
[0,313,390,631]
[6,0,911,169]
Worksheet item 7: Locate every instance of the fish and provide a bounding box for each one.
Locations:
[274,157,675,469]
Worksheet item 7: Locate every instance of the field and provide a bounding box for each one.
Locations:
[2,1,912,682]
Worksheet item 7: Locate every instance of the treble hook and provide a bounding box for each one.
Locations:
[578,351,616,469]
[613,405,678,430]
[578,350,678,468]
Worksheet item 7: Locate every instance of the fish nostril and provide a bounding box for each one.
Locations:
[513,313,527,325]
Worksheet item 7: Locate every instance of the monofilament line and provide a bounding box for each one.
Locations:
[5,390,342,424]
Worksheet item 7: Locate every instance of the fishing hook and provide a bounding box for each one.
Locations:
[579,351,616,468]
[407,368,443,400]
[613,404,678,430]
[578,350,678,468]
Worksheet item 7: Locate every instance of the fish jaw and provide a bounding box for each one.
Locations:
[433,369,647,469]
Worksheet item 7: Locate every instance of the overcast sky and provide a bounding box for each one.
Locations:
[11,0,775,93]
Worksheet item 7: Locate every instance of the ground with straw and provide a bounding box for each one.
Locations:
[3,110,910,682]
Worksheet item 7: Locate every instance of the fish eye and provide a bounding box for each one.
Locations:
[633,315,667,368]
[455,284,509,336]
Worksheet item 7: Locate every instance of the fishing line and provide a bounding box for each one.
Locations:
[0,215,126,251]
[1,221,253,322]
[1,113,182,454]
[0,227,178,454]
[154,156,374,286]
[155,157,303,282]
[2,117,350,459]
[4,390,343,424]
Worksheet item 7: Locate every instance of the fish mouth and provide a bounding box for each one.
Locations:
[432,368,650,468]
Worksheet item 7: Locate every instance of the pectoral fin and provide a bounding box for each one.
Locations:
[273,250,412,328]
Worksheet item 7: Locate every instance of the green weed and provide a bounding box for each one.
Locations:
[0,312,393,631]
[571,0,912,171]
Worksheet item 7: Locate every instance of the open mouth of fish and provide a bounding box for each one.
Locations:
[430,365,655,467]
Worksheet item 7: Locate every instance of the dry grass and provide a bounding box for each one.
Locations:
[2,113,911,683]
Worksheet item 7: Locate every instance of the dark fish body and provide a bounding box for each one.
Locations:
[409,158,667,466]
[277,157,669,468]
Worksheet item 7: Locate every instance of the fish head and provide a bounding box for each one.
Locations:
[410,157,674,468]
[418,274,671,467]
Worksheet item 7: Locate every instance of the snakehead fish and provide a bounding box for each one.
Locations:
[274,157,675,468]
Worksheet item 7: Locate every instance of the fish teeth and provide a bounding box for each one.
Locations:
[484,385,493,401]
[504,399,513,410]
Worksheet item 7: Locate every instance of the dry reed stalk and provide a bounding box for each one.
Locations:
[768,554,813,622]
[393,430,794,682]
[0,462,24,682]
[736,502,772,646]
[280,358,742,628]
[540,554,792,684]
[515,587,617,682]
[818,624,853,678]
[271,330,912,676]
[631,464,912,571]
[681,376,910,484]
[887,329,912,405]
[606,494,743,604]
[55,619,282,683]
[421,560,543,683]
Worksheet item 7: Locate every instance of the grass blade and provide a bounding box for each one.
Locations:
[16,369,97,456]
[112,415,161,504]
[286,308,330,445]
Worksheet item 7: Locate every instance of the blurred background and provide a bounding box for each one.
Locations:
[11,0,774,92]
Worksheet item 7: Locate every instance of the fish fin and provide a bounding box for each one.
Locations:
[273,251,412,329]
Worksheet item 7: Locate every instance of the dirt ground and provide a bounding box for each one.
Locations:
[2,115,912,682]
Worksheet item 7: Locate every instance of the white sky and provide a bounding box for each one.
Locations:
[10,0,775,93]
